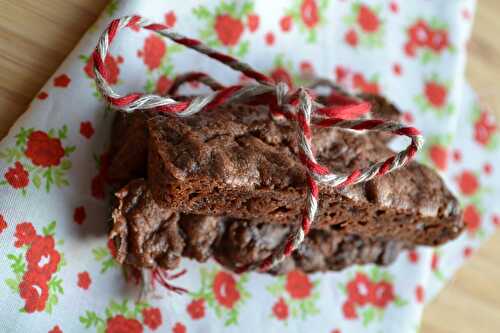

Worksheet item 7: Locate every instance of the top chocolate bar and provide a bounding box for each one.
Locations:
[144,96,463,246]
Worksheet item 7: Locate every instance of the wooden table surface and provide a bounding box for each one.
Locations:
[0,1,499,332]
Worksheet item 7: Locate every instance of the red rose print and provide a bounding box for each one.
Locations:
[53,74,71,88]
[142,307,162,330]
[402,112,414,124]
[345,29,358,47]
[346,272,373,305]
[463,9,471,20]
[429,30,449,53]
[335,66,348,82]
[14,222,37,248]
[272,297,289,320]
[280,16,293,32]
[285,270,313,300]
[26,235,61,277]
[342,301,357,319]
[271,67,293,89]
[424,81,447,108]
[156,75,172,95]
[352,73,379,94]
[404,41,417,57]
[106,315,143,333]
[247,14,259,32]
[74,206,86,225]
[172,323,186,333]
[138,35,167,71]
[265,32,275,46]
[77,271,91,290]
[431,253,439,271]
[353,73,365,90]
[300,0,319,28]
[463,204,481,234]
[0,214,6,234]
[107,238,118,258]
[474,111,497,146]
[25,131,65,167]
[4,161,29,189]
[300,61,314,80]
[80,121,95,139]
[408,20,431,47]
[187,299,205,319]
[463,247,473,258]
[415,285,424,303]
[456,170,479,196]
[213,271,240,308]
[38,92,48,100]
[493,215,500,227]
[165,11,176,28]
[408,250,419,263]
[452,149,462,162]
[429,144,448,170]
[369,281,395,308]
[84,55,123,85]
[363,82,379,94]
[331,330,341,333]
[389,2,399,13]
[483,163,493,175]
[393,63,402,76]
[357,5,379,33]
[48,325,63,333]
[19,270,49,313]
[214,14,244,47]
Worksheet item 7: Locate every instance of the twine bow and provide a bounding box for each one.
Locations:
[93,15,424,273]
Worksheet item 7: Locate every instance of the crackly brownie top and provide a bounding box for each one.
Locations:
[147,101,460,220]
[107,93,398,183]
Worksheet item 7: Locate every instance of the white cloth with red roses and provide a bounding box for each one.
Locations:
[0,0,498,332]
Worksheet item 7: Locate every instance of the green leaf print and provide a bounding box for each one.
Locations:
[5,278,19,293]
[362,307,376,326]
[7,253,25,275]
[80,311,104,328]
[42,220,56,236]
[92,246,117,273]
[193,6,211,19]
[58,125,68,139]
[394,296,408,307]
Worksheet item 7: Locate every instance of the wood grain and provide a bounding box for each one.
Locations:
[0,1,498,332]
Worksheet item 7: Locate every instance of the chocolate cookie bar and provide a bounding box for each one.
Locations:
[145,104,462,246]
[108,94,400,184]
[111,179,409,274]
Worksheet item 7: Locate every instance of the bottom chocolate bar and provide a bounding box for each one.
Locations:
[110,179,410,274]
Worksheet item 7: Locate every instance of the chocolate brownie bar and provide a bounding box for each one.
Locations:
[110,179,409,274]
[146,103,463,246]
[107,93,399,184]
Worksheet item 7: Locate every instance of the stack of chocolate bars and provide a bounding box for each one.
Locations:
[108,91,464,275]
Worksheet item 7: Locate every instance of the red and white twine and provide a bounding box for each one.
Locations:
[94,15,424,273]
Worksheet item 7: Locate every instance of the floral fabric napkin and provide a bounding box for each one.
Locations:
[1,0,498,332]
